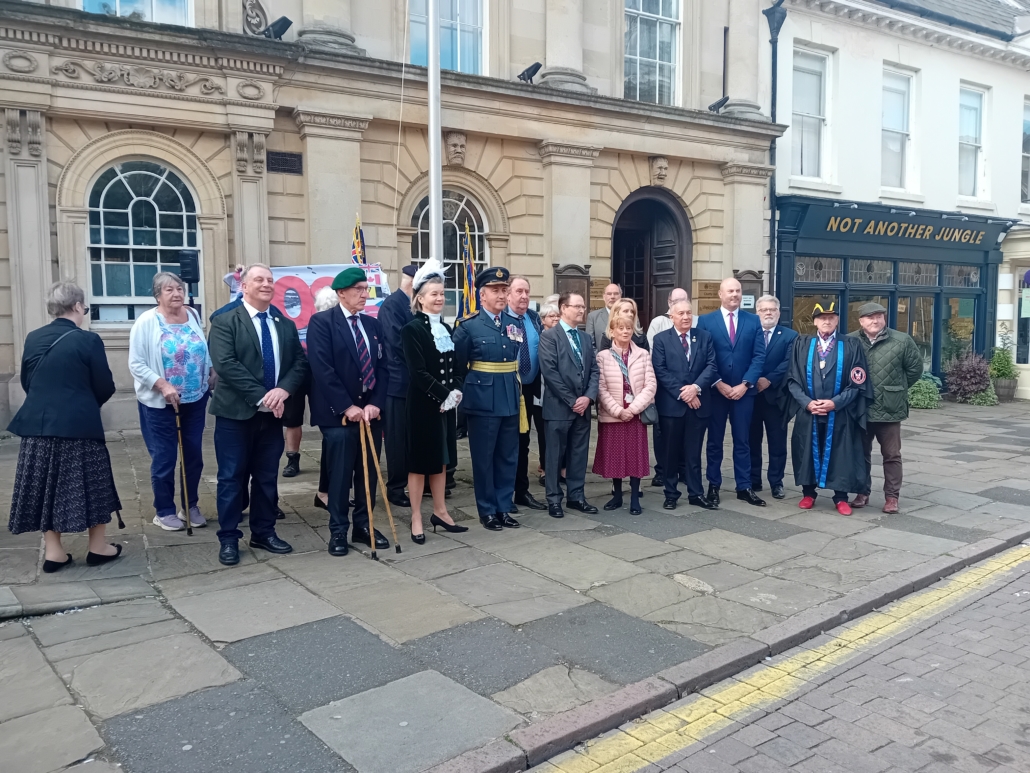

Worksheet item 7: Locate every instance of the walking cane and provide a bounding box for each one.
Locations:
[354,417,378,559]
[174,404,194,536]
[360,420,401,554]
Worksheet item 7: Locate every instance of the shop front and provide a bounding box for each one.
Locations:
[775,196,1014,376]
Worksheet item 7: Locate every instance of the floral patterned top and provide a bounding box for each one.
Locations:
[158,316,208,404]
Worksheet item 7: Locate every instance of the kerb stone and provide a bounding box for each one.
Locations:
[424,738,527,773]
[657,638,769,695]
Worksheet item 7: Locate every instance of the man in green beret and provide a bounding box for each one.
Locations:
[848,301,923,514]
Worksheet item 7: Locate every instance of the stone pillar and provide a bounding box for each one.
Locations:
[298,0,365,54]
[538,0,596,93]
[722,0,765,120]
[539,141,601,270]
[232,130,270,265]
[720,162,774,275]
[293,110,370,263]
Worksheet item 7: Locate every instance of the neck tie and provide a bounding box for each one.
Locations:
[728,311,736,345]
[515,316,531,379]
[568,328,583,367]
[256,311,276,391]
[680,332,690,361]
[350,315,376,391]
[765,329,771,347]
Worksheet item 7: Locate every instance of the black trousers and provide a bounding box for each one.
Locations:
[516,401,544,496]
[215,413,284,544]
[749,397,789,489]
[660,413,707,501]
[384,395,408,499]
[321,419,383,537]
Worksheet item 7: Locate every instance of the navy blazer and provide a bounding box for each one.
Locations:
[307,307,388,426]
[757,325,799,405]
[378,289,413,399]
[651,326,719,419]
[452,309,521,417]
[694,309,766,393]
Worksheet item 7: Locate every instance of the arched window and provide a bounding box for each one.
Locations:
[88,161,199,321]
[411,190,487,318]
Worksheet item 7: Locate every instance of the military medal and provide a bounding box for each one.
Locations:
[820,360,825,369]
[506,324,523,342]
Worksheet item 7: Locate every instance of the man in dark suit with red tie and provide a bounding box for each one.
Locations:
[652,298,719,510]
[307,267,391,557]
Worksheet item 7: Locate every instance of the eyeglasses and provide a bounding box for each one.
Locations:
[81,304,91,314]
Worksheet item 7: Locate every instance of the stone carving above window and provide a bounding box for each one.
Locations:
[243,0,269,36]
[51,60,225,95]
[2,50,39,74]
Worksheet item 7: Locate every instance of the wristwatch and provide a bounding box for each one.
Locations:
[742,381,753,389]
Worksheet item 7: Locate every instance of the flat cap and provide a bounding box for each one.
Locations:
[812,300,839,319]
[857,301,888,317]
[331,266,367,291]
[475,266,511,289]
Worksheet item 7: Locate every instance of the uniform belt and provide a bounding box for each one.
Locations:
[470,361,517,373]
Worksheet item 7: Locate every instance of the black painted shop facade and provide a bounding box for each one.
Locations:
[775,195,1014,376]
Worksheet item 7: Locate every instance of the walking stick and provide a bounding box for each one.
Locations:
[360,420,401,554]
[355,417,378,560]
[174,404,193,536]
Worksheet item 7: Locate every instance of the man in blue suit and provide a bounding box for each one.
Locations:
[307,267,391,557]
[652,298,719,509]
[749,295,799,500]
[694,277,767,506]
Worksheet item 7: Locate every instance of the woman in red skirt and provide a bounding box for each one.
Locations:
[593,302,656,515]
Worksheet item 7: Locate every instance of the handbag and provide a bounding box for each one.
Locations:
[609,349,658,426]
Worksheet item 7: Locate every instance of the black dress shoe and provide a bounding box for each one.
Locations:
[352,527,390,550]
[43,553,73,574]
[86,543,123,566]
[219,542,240,566]
[547,504,565,518]
[663,499,678,510]
[481,514,504,531]
[771,484,785,499]
[282,452,301,478]
[388,493,412,508]
[651,476,664,488]
[430,514,468,533]
[328,535,349,556]
[604,496,623,511]
[275,505,287,520]
[313,494,329,511]
[751,483,763,492]
[566,500,598,514]
[250,534,294,554]
[736,488,767,507]
[688,495,719,510]
[411,529,426,545]
[500,513,521,528]
[707,485,720,505]
[515,492,547,511]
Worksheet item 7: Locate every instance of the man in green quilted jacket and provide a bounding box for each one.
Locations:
[848,302,924,514]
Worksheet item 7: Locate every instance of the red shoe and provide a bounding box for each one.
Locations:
[835,501,852,516]
[882,497,899,514]
[798,496,815,510]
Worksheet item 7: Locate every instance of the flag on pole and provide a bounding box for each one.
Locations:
[459,222,478,320]
[351,214,366,265]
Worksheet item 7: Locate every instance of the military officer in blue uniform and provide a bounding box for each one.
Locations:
[453,267,523,531]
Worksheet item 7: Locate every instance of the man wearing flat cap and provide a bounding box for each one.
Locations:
[786,301,873,516]
[848,301,923,514]
[307,266,391,556]
[379,264,418,508]
[452,266,523,531]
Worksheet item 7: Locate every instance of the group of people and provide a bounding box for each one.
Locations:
[7,263,924,572]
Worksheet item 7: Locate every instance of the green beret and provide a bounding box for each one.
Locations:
[331,267,367,291]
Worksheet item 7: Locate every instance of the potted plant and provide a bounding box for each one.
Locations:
[908,374,941,409]
[943,351,991,403]
[989,327,1019,402]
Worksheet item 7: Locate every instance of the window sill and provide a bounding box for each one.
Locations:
[788,177,843,195]
[879,188,925,205]
[1018,203,1030,216]
[956,196,996,213]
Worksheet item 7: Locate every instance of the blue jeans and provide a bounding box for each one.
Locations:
[138,395,208,518]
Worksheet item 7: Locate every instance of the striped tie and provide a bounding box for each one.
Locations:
[350,316,375,392]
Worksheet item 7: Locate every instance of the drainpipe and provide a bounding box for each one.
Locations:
[763,0,787,296]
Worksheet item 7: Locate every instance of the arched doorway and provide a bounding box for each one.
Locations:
[611,188,692,326]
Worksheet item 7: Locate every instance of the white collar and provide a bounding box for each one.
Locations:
[340,306,362,320]
[242,300,272,319]
[722,307,736,317]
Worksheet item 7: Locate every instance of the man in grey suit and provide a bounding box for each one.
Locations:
[584,283,622,348]
[539,292,599,519]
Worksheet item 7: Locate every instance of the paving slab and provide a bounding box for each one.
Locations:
[588,573,699,617]
[168,578,339,643]
[57,632,240,719]
[774,532,881,561]
[693,509,811,542]
[0,706,103,773]
[156,562,283,600]
[0,620,26,640]
[0,636,73,723]
[634,549,718,575]
[86,575,157,603]
[103,681,353,773]
[516,512,602,532]
[669,529,803,570]
[222,615,422,713]
[645,596,784,647]
[481,593,595,626]
[521,603,709,684]
[586,533,680,562]
[405,618,563,695]
[587,507,714,542]
[432,561,587,608]
[300,670,522,773]
[11,582,101,614]
[978,486,1030,506]
[850,527,968,556]
[42,619,190,662]
[0,585,22,618]
[268,551,396,600]
[717,575,840,616]
[389,546,499,580]
[863,513,990,544]
[0,548,40,585]
[497,537,646,591]
[492,665,620,719]
[29,598,173,647]
[919,489,993,510]
[149,542,257,580]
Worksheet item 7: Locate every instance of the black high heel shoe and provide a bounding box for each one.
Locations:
[410,520,426,545]
[86,544,122,566]
[313,494,329,511]
[430,514,468,533]
[43,553,73,574]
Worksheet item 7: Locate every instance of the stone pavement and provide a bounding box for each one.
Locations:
[1,401,1030,772]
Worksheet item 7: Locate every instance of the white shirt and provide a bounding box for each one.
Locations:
[646,314,673,349]
[721,307,739,338]
[762,325,775,347]
[340,305,371,361]
[243,300,280,409]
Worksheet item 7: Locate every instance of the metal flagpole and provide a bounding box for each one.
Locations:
[427,0,444,263]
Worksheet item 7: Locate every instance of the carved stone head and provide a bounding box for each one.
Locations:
[649,156,669,186]
[445,131,467,166]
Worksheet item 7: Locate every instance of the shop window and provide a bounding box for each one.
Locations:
[958,88,983,197]
[792,50,827,178]
[411,189,487,318]
[794,256,843,283]
[898,296,934,372]
[898,262,939,287]
[849,260,893,285]
[624,0,680,106]
[943,265,981,288]
[1022,103,1030,203]
[83,0,188,25]
[882,71,911,189]
[1018,274,1029,365]
[943,296,976,362]
[791,294,837,336]
[847,294,890,334]
[88,160,198,322]
[410,0,482,75]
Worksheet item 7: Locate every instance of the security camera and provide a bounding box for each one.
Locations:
[517,62,542,84]
[708,96,730,113]
[262,16,293,40]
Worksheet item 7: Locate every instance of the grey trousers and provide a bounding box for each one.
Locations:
[545,414,591,505]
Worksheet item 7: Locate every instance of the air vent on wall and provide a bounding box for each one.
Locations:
[267,151,303,175]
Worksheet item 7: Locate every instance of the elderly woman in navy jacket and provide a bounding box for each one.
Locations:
[400,260,468,543]
[8,282,123,573]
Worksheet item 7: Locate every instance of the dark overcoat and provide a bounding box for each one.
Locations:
[400,313,458,475]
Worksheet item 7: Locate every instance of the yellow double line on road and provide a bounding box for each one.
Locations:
[543,545,1030,773]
